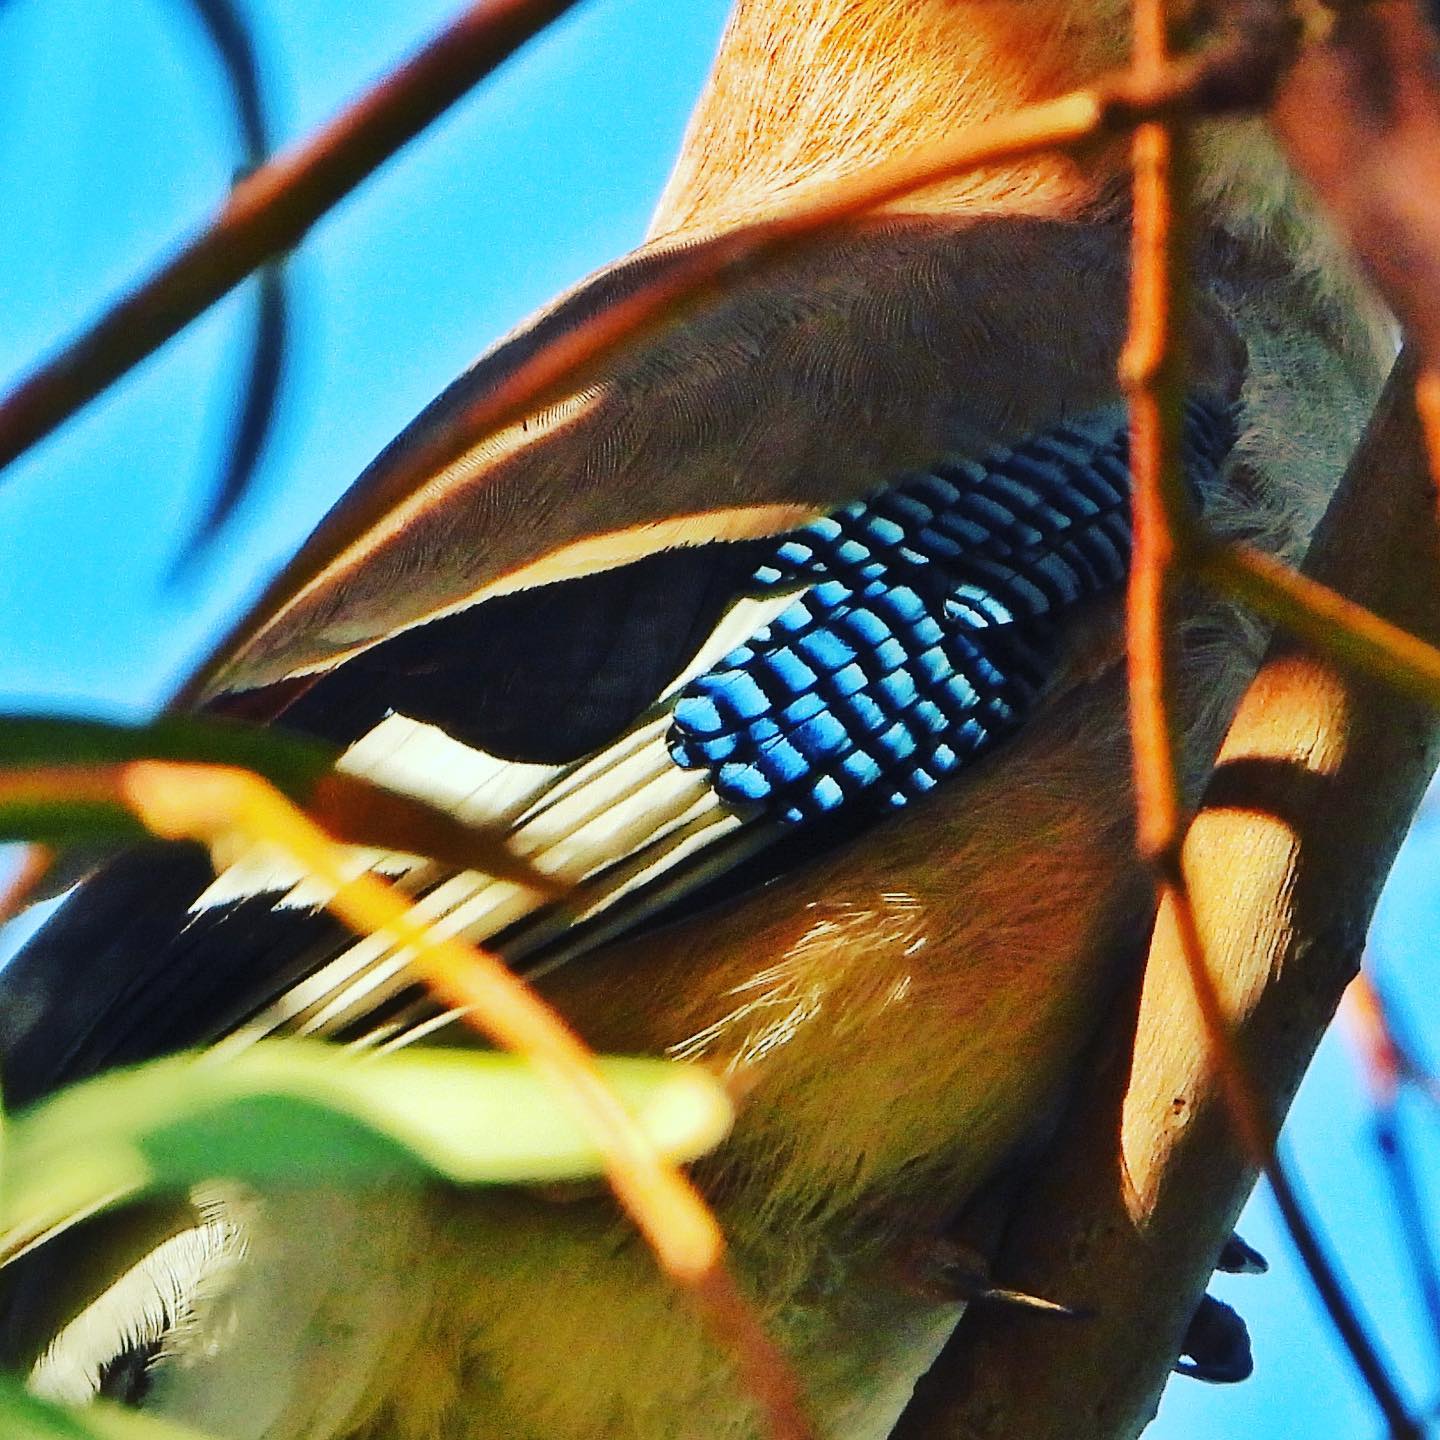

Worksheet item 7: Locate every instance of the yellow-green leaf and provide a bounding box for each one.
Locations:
[3,1040,731,1254]
[0,1376,214,1440]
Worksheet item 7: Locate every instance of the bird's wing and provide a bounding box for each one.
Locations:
[0,398,1234,1107]
[215,215,1245,691]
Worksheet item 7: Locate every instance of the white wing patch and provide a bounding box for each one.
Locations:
[201,592,797,1054]
[191,718,562,913]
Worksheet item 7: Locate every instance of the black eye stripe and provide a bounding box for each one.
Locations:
[97,1337,163,1408]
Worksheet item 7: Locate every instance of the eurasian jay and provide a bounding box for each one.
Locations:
[0,1,1395,1437]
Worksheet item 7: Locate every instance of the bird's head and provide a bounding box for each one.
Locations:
[4,1184,430,1440]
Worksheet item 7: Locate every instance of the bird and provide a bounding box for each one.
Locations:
[0,1,1397,1438]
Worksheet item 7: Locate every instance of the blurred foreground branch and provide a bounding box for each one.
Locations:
[182,0,290,556]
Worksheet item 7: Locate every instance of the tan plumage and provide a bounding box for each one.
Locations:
[5,2,1397,1438]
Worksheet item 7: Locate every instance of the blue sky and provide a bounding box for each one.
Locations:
[2,1,1438,1434]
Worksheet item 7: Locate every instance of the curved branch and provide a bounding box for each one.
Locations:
[178,0,291,558]
[0,0,585,473]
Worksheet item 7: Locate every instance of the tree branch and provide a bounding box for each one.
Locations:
[895,351,1440,1439]
[0,0,584,473]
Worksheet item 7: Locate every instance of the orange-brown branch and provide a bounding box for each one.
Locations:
[898,328,1439,1440]
[0,0,584,474]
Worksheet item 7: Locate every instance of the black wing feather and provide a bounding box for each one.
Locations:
[282,541,771,760]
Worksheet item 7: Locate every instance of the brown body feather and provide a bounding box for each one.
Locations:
[31,4,1398,1438]
[326,7,1393,1436]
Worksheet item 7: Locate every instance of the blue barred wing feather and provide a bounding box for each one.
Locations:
[0,400,1233,1105]
[668,399,1230,820]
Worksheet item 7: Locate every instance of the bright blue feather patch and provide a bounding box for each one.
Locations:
[669,400,1233,823]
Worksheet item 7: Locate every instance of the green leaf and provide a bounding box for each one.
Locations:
[0,715,554,891]
[0,1377,213,1440]
[0,715,330,849]
[3,1040,731,1248]
[0,801,148,849]
[0,715,333,793]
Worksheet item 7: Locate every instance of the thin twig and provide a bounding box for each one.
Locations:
[1349,966,1440,1109]
[1347,970,1407,1109]
[174,0,290,561]
[186,0,269,159]
[1269,1154,1422,1436]
[1120,0,1418,1432]
[0,0,586,473]
[0,845,54,928]
[1123,0,1280,1252]
[1376,1109,1440,1386]
[195,264,288,550]
[1345,969,1440,1384]
[1194,538,1440,708]
[1120,0,1193,868]
[1123,0,1285,1178]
